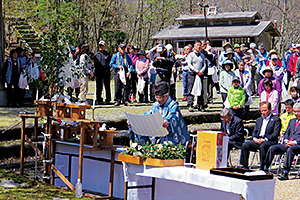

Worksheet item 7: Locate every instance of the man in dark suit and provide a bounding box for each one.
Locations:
[221,108,245,156]
[263,103,300,180]
[240,101,281,169]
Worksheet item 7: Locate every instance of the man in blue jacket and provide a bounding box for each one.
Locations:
[129,81,189,145]
[109,44,133,106]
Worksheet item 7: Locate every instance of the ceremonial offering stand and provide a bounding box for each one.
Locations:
[20,101,119,199]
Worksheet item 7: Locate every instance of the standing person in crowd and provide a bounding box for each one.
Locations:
[110,44,133,106]
[147,47,157,102]
[224,48,238,70]
[16,47,27,105]
[206,45,218,103]
[78,44,94,104]
[220,108,245,158]
[220,60,235,107]
[227,76,245,119]
[136,51,149,103]
[186,40,207,112]
[240,101,281,170]
[240,44,253,70]
[127,45,138,102]
[290,86,300,103]
[263,103,300,180]
[181,45,193,101]
[166,44,177,100]
[234,60,253,120]
[280,99,296,137]
[247,43,260,95]
[67,47,80,100]
[128,81,189,145]
[94,41,112,104]
[289,44,300,79]
[265,50,283,67]
[153,44,175,84]
[219,42,236,67]
[206,39,217,60]
[261,53,284,82]
[27,52,41,103]
[200,40,209,108]
[2,49,21,107]
[256,44,269,89]
[233,44,244,61]
[260,78,279,116]
[283,44,295,87]
[257,66,282,99]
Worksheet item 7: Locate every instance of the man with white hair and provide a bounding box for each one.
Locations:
[263,103,300,180]
[220,108,245,156]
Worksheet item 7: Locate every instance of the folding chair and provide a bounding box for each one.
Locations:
[228,128,249,168]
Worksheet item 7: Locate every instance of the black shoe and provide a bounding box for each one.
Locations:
[278,172,289,180]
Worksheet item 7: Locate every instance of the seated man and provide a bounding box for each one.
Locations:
[220,108,245,157]
[263,103,300,180]
[280,99,296,137]
[240,101,281,170]
[129,81,189,145]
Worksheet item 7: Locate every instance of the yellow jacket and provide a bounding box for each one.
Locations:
[280,111,296,135]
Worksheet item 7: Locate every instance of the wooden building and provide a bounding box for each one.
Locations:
[151,7,280,54]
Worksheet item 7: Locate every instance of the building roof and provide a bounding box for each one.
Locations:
[151,21,280,40]
[175,11,261,21]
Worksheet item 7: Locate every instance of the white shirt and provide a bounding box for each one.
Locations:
[259,114,272,138]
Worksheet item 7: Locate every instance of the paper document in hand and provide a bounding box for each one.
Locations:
[125,112,168,137]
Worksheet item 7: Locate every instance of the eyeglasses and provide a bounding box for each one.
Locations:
[155,95,166,100]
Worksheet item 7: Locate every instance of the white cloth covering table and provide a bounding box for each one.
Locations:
[123,163,276,200]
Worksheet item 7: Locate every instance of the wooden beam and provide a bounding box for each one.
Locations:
[109,150,115,198]
[20,117,26,175]
[24,135,45,160]
[51,164,75,191]
[78,122,85,182]
[83,192,110,199]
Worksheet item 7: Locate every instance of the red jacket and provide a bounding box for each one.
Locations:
[289,52,300,76]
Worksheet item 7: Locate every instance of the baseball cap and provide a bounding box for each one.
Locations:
[258,44,265,49]
[232,76,240,82]
[99,40,106,46]
[289,43,296,48]
[156,44,164,53]
[154,81,169,96]
[234,44,240,48]
[249,43,257,49]
[118,43,126,48]
[271,54,278,60]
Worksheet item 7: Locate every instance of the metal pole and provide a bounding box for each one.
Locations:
[204,7,208,40]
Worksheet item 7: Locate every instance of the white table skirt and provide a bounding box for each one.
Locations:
[123,163,276,200]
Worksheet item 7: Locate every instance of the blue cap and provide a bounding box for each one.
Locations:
[289,43,296,48]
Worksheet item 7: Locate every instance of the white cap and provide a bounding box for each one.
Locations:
[271,54,278,60]
[249,43,257,49]
[165,44,173,50]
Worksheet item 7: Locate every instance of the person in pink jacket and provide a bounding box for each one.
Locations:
[260,78,279,116]
[136,51,150,103]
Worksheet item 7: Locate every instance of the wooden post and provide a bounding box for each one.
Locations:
[124,182,128,200]
[93,123,97,148]
[34,118,38,139]
[20,117,26,175]
[78,122,85,182]
[109,150,115,199]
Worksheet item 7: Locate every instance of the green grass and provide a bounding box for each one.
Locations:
[0,168,90,199]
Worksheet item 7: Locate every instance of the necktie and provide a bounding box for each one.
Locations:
[294,120,299,131]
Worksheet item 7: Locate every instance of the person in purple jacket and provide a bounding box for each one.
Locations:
[136,51,149,103]
[257,66,282,99]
